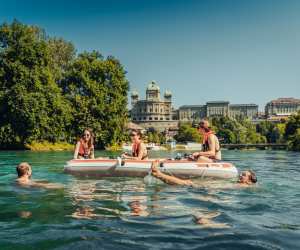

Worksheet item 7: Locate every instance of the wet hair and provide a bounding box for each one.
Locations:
[81,128,94,149]
[16,162,31,177]
[130,129,142,139]
[248,170,257,183]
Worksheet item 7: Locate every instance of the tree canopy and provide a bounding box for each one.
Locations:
[0,20,129,149]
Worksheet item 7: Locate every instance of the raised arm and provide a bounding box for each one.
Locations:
[73,141,80,159]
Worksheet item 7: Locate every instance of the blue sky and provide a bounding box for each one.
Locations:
[1,0,300,110]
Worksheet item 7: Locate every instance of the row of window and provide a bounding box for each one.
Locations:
[132,117,171,121]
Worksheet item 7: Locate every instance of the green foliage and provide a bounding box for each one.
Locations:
[0,20,129,149]
[146,130,166,144]
[61,51,129,148]
[211,117,266,144]
[174,123,202,143]
[285,111,300,151]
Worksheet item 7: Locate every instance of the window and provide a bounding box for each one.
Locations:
[155,117,158,120]
[143,117,146,120]
[160,117,163,120]
[149,117,152,120]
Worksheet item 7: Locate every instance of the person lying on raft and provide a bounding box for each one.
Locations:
[191,119,221,163]
[16,162,63,189]
[74,128,95,159]
[150,160,257,186]
[122,129,148,160]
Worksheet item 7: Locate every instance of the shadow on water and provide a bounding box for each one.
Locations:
[0,150,299,249]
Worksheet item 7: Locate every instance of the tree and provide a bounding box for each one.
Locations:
[0,20,72,147]
[285,111,300,151]
[174,123,202,143]
[61,51,129,148]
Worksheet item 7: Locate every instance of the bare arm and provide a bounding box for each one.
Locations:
[74,142,80,159]
[90,147,95,159]
[151,162,193,186]
[123,144,146,160]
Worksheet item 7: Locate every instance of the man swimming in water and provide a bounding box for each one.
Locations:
[16,162,63,189]
[150,160,257,186]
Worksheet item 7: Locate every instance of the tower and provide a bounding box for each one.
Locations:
[146,81,160,101]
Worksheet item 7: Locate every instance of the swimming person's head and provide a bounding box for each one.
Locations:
[239,170,257,184]
[16,162,32,178]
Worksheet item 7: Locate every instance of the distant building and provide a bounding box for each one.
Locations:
[178,101,258,122]
[178,105,206,122]
[206,101,230,117]
[130,81,178,132]
[265,98,300,118]
[229,104,258,119]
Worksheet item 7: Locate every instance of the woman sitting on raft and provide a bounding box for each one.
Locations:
[74,129,95,159]
[122,129,148,160]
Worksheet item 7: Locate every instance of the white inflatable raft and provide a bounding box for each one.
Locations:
[64,159,238,179]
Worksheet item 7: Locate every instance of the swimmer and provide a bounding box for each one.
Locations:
[151,160,257,187]
[193,211,231,229]
[16,162,63,189]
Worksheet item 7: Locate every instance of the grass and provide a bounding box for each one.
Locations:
[25,141,74,151]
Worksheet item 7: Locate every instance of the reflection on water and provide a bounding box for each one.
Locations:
[0,150,300,249]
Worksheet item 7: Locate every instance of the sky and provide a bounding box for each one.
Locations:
[1,0,300,110]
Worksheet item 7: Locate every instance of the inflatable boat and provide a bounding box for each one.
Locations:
[64,159,238,179]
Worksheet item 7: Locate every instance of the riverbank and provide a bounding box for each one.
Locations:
[25,141,74,151]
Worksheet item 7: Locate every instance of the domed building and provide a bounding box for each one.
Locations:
[130,81,178,131]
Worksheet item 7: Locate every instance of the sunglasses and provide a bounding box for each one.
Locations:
[84,133,90,137]
[130,133,138,137]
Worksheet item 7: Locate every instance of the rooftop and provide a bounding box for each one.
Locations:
[229,104,258,107]
[147,81,160,91]
[179,105,205,109]
[268,98,300,105]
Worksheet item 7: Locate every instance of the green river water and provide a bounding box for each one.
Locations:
[0,150,299,249]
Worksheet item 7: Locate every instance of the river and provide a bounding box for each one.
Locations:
[0,150,299,249]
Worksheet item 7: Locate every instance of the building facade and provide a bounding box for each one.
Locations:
[178,101,258,122]
[206,101,230,117]
[229,104,258,119]
[130,81,178,131]
[265,98,300,118]
[178,105,206,122]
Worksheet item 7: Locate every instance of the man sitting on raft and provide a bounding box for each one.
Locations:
[122,129,148,160]
[16,162,63,189]
[191,119,221,163]
[74,128,95,159]
[150,160,257,186]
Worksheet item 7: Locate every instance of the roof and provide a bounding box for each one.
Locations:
[147,81,160,91]
[206,101,229,104]
[126,122,144,130]
[179,105,205,109]
[229,104,258,107]
[267,98,300,105]
[164,90,172,96]
[131,90,139,96]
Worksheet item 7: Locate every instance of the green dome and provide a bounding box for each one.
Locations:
[147,81,160,91]
[164,90,172,97]
[131,90,139,97]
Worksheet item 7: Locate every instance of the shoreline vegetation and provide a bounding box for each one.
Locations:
[1,20,300,152]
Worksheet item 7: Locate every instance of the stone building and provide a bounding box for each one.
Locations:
[178,101,259,122]
[178,105,206,122]
[206,101,230,117]
[229,104,258,119]
[130,81,178,132]
[265,98,300,118]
